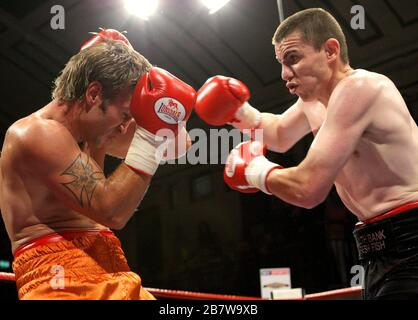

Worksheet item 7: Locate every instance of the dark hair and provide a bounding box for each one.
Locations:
[272,8,349,64]
[52,40,152,103]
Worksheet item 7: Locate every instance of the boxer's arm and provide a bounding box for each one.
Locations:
[266,77,379,208]
[258,98,311,153]
[196,76,311,152]
[21,121,150,229]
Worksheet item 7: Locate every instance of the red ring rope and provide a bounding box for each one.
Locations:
[0,272,361,300]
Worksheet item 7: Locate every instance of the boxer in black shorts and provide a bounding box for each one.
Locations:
[194,8,418,299]
[354,203,418,299]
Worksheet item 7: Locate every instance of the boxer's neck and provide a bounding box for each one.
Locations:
[318,64,354,106]
[43,99,85,145]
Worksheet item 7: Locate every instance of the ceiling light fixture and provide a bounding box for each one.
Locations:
[125,0,159,20]
[201,0,231,14]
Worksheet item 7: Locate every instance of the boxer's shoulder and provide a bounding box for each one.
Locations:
[345,69,391,90]
[331,69,387,106]
[6,114,77,161]
[9,114,64,141]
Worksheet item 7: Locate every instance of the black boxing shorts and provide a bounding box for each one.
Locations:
[353,202,418,300]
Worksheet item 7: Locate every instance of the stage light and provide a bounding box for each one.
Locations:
[125,0,159,20]
[201,0,231,14]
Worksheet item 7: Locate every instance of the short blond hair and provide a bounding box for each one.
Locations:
[52,40,151,103]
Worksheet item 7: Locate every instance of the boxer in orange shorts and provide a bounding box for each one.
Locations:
[0,29,195,299]
[12,230,155,300]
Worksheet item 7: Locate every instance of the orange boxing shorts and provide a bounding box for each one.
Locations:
[12,229,155,300]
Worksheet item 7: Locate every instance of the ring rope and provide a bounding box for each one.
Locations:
[0,272,361,300]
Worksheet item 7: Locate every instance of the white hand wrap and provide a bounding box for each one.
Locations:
[125,126,166,176]
[245,156,280,195]
[230,102,261,130]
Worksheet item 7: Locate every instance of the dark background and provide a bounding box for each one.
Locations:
[1,0,418,298]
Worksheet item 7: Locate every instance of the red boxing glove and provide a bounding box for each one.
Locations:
[125,67,196,176]
[224,140,282,194]
[195,76,261,130]
[130,67,195,135]
[81,28,132,50]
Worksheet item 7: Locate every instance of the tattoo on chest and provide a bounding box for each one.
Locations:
[60,154,104,207]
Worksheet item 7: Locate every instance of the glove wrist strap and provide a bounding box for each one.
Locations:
[246,156,281,194]
[125,126,165,176]
[231,102,261,130]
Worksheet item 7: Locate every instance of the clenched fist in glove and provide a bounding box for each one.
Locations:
[125,67,196,176]
[195,76,261,130]
[224,140,282,194]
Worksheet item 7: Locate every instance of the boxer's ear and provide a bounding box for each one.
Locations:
[85,81,103,112]
[324,38,340,64]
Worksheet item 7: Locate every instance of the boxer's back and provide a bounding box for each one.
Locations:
[0,112,106,253]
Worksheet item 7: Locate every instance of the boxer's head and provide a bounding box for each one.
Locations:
[52,40,151,147]
[272,8,349,102]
